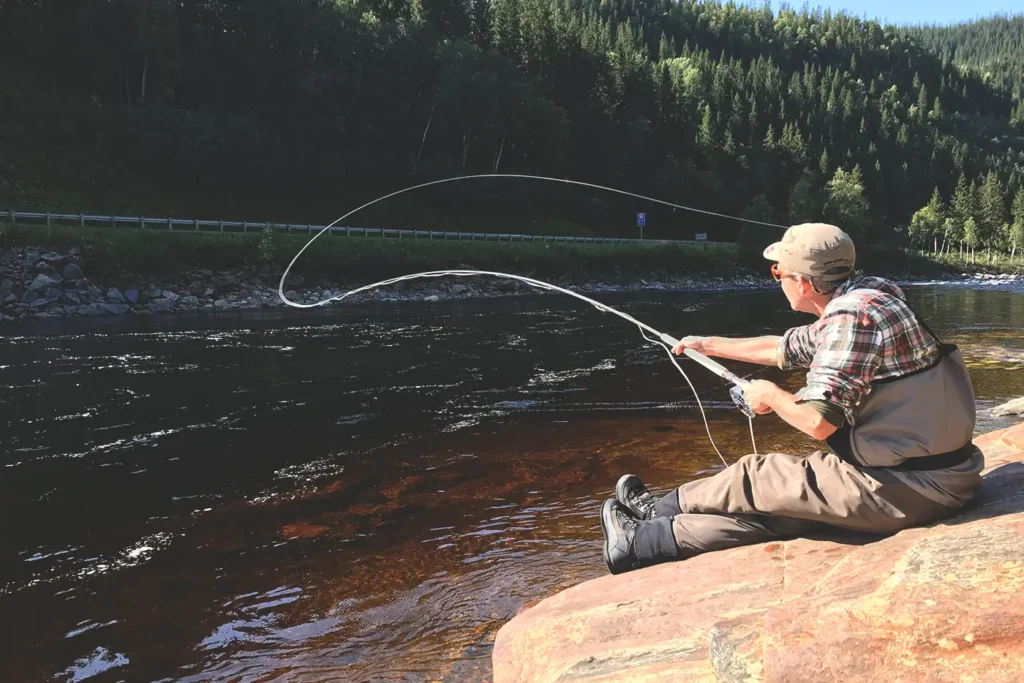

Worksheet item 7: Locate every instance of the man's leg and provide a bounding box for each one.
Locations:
[674,450,964,533]
[604,449,976,573]
[669,510,824,559]
[602,501,825,573]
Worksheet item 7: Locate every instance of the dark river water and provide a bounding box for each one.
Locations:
[3,283,1024,682]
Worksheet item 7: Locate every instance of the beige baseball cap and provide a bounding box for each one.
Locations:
[762,223,855,282]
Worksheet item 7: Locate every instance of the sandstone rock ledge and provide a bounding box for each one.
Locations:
[493,422,1024,683]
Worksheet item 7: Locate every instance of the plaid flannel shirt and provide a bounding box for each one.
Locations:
[776,276,940,425]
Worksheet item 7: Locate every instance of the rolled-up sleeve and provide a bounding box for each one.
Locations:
[796,309,884,424]
[777,324,817,370]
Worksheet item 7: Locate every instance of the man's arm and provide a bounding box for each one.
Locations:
[742,380,839,441]
[672,335,782,366]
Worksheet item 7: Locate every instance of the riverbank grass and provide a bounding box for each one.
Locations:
[0,223,736,282]
[2,222,1021,284]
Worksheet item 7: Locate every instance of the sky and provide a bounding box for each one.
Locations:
[739,0,1023,26]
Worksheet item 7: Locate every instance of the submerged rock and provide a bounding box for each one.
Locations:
[493,422,1024,683]
[992,396,1024,417]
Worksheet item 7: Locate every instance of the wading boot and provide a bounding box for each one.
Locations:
[615,473,658,519]
[600,499,640,575]
[601,499,683,575]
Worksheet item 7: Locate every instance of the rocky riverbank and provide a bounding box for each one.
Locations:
[492,420,1024,683]
[1,246,1021,321]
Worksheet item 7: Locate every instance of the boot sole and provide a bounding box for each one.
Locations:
[598,497,630,577]
[599,499,618,574]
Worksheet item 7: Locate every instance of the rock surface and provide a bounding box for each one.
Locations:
[493,422,1024,683]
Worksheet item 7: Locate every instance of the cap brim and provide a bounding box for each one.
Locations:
[762,242,783,261]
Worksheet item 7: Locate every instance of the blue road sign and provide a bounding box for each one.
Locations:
[637,212,646,227]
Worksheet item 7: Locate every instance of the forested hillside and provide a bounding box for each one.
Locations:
[904,15,1024,99]
[1,0,1022,253]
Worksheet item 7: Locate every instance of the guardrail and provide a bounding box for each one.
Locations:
[0,209,723,246]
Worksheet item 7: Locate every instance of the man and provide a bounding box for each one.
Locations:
[601,222,984,575]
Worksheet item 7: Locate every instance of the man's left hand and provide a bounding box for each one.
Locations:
[741,380,779,415]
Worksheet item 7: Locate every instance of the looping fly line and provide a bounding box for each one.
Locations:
[278,174,773,464]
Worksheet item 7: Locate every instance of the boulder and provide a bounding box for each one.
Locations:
[106,288,124,303]
[493,422,1024,683]
[424,295,441,302]
[213,299,230,310]
[62,263,84,281]
[123,288,140,304]
[145,298,174,313]
[28,273,61,292]
[76,303,108,316]
[992,396,1024,417]
[0,279,12,298]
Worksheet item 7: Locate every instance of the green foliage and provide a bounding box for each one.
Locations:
[1010,219,1024,255]
[904,16,1024,98]
[258,224,281,264]
[0,0,1022,249]
[964,217,979,249]
[1012,187,1024,234]
[978,171,1007,246]
[909,187,947,251]
[787,170,823,225]
[951,174,979,237]
[3,224,736,282]
[736,195,778,266]
[825,166,871,238]
[909,199,943,249]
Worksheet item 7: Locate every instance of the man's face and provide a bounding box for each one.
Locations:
[773,263,812,313]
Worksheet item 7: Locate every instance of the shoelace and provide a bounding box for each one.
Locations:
[628,491,656,517]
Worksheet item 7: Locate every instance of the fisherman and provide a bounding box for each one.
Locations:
[600,222,985,574]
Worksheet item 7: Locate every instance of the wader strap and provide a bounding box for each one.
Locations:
[885,442,977,471]
[828,436,976,472]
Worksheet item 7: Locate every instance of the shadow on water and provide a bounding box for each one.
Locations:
[1,284,1023,681]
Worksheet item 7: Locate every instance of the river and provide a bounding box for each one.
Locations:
[3,282,1024,682]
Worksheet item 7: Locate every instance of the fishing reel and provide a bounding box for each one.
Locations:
[729,382,757,419]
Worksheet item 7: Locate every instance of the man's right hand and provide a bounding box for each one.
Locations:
[672,335,711,356]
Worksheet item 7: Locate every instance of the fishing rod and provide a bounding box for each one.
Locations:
[278,174,773,463]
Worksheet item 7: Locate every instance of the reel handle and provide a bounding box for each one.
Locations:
[729,383,757,418]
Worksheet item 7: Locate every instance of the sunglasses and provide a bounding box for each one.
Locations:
[770,263,793,282]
